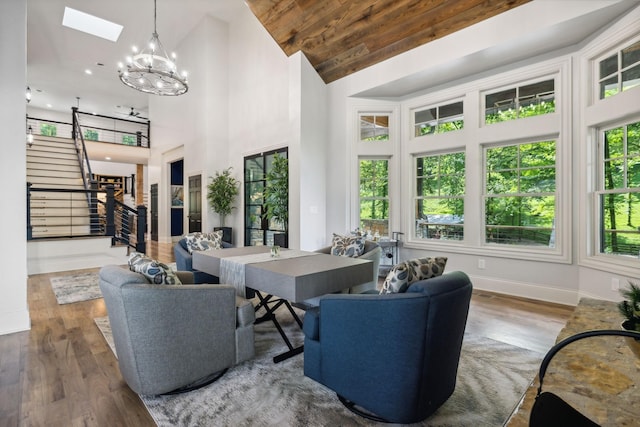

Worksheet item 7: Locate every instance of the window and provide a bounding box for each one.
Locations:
[485,79,555,124]
[598,40,640,99]
[484,140,556,247]
[359,159,389,237]
[414,152,465,240]
[122,134,136,146]
[40,123,57,136]
[597,120,640,256]
[414,101,463,136]
[360,114,389,141]
[84,129,98,141]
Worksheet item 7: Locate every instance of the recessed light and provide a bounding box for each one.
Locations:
[105,157,111,161]
[46,103,52,108]
[62,7,123,42]
[85,69,92,75]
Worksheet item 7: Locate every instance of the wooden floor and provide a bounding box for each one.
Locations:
[0,242,574,427]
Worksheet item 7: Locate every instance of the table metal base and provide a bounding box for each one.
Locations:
[253,290,304,363]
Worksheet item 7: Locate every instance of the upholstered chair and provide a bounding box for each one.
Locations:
[99,265,255,395]
[303,271,473,424]
[314,240,382,293]
[174,238,233,284]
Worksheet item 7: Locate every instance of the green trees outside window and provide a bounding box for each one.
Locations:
[414,101,463,136]
[84,129,98,141]
[40,123,57,136]
[600,121,640,256]
[415,152,465,240]
[485,140,556,247]
[359,159,389,236]
[485,79,555,124]
[122,135,136,146]
[599,40,640,99]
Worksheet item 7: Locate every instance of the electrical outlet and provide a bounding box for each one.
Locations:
[611,278,620,291]
[478,259,485,270]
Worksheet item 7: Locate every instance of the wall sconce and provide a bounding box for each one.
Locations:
[27,126,33,147]
[26,86,31,103]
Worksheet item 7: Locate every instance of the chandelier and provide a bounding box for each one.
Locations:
[117,0,188,96]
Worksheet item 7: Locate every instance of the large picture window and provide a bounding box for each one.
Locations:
[484,79,555,124]
[484,140,556,247]
[359,159,389,237]
[414,152,465,241]
[598,120,640,256]
[598,39,640,99]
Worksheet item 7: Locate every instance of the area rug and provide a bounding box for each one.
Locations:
[51,263,178,305]
[95,304,542,426]
[50,271,101,304]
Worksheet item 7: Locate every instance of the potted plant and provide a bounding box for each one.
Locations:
[207,167,240,244]
[263,153,289,248]
[618,281,640,358]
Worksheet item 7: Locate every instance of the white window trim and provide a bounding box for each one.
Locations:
[412,149,466,243]
[578,7,640,276]
[411,98,465,139]
[481,137,560,255]
[480,75,557,128]
[349,102,400,237]
[401,56,571,264]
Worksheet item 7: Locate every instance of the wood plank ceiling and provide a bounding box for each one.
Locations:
[246,0,531,83]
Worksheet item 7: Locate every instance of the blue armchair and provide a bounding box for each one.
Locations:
[303,271,473,424]
[173,238,232,284]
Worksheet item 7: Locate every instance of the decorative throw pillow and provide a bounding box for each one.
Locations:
[184,230,223,253]
[380,256,447,294]
[128,252,182,285]
[404,256,448,284]
[380,263,410,294]
[330,233,366,257]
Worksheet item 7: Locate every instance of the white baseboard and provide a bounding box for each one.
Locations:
[469,274,579,306]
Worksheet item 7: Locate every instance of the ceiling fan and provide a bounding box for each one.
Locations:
[115,106,148,121]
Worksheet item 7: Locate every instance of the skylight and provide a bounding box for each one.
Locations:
[62,7,123,42]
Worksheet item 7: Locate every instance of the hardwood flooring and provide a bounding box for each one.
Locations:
[0,242,574,427]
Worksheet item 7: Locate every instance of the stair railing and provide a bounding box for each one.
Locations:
[71,107,95,196]
[26,183,146,254]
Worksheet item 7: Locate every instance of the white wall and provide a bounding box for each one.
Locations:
[149,15,230,243]
[227,7,291,246]
[1,0,30,335]
[289,52,328,250]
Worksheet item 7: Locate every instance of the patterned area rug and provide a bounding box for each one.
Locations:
[50,263,178,305]
[50,272,101,304]
[95,306,543,426]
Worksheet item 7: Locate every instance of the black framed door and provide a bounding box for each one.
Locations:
[150,183,158,241]
[244,148,288,246]
[188,174,202,233]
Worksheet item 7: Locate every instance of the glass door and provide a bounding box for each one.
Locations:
[244,148,288,246]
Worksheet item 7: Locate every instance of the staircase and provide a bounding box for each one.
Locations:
[26,135,128,274]
[27,136,91,238]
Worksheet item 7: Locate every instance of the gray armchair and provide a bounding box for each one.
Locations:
[98,265,255,395]
[315,240,381,293]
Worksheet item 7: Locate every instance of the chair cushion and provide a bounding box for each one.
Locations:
[128,252,182,285]
[184,230,223,254]
[380,256,447,294]
[330,233,366,257]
